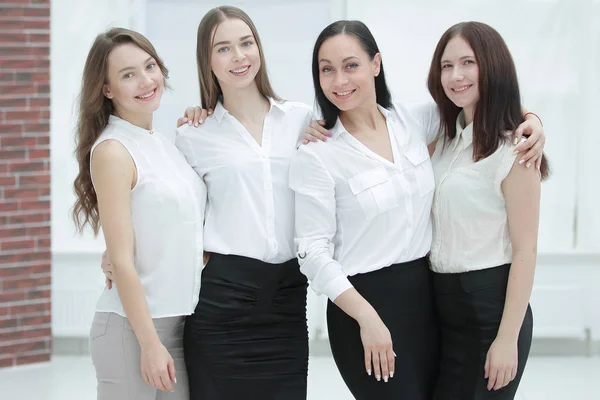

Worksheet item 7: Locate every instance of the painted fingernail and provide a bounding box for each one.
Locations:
[526,162,531,168]
[513,137,518,145]
[183,118,188,122]
[322,136,327,142]
[327,131,333,137]
[199,119,204,124]
[188,120,192,125]
[383,376,388,383]
[367,369,371,376]
[390,371,394,378]
[393,351,397,357]
[518,159,525,165]
[376,375,381,381]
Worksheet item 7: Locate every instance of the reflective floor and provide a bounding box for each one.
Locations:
[0,355,598,399]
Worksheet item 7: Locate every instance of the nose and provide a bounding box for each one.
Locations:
[139,70,153,87]
[232,45,246,62]
[333,70,348,87]
[450,66,464,82]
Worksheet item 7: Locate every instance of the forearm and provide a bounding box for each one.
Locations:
[333,287,378,324]
[113,265,160,349]
[497,250,536,340]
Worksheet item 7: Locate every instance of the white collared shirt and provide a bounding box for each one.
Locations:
[91,115,207,318]
[175,98,313,263]
[429,113,519,273]
[288,102,439,300]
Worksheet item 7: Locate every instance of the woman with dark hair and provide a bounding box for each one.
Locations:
[288,20,546,400]
[426,22,548,399]
[74,28,206,399]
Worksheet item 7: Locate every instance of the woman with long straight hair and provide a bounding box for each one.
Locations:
[426,22,549,399]
[175,6,315,399]
[73,28,206,399]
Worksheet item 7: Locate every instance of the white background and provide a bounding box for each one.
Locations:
[50,0,600,343]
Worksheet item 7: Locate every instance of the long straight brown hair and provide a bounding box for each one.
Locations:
[195,6,280,109]
[72,28,169,235]
[427,22,549,179]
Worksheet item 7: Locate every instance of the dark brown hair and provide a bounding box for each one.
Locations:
[72,28,169,235]
[312,20,392,129]
[196,6,279,109]
[427,22,549,179]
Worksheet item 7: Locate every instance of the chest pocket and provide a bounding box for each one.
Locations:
[348,166,398,221]
[405,143,435,197]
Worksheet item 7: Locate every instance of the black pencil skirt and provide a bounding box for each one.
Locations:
[327,257,440,400]
[432,264,533,400]
[183,253,309,400]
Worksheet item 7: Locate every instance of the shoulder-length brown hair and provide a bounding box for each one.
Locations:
[196,6,280,109]
[72,28,169,235]
[427,21,549,179]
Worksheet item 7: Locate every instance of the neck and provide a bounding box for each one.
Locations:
[114,107,153,130]
[221,81,269,122]
[339,100,384,134]
[463,105,475,126]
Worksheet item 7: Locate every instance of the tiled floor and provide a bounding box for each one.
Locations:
[1,355,598,399]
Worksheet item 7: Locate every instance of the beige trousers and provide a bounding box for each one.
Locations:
[89,312,189,400]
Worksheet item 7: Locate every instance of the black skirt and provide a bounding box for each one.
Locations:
[432,264,533,400]
[327,257,440,400]
[183,253,309,400]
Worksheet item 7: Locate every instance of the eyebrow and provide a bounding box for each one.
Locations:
[441,55,475,64]
[319,56,359,64]
[118,57,154,73]
[213,35,254,48]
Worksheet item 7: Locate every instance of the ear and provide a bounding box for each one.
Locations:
[373,53,382,77]
[102,84,114,99]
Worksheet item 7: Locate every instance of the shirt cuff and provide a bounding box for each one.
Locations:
[323,275,354,302]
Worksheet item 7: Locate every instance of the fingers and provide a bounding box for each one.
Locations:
[306,120,331,142]
[184,107,197,121]
[379,350,389,383]
[484,353,490,379]
[502,368,512,389]
[176,117,188,128]
[519,145,541,169]
[513,137,532,153]
[386,348,395,379]
[168,357,177,384]
[105,277,112,290]
[511,365,517,381]
[487,364,498,391]
[371,350,381,381]
[159,370,175,392]
[364,349,372,377]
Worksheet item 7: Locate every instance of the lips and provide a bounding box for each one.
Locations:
[332,89,356,99]
[230,65,250,76]
[450,85,472,93]
[135,88,157,100]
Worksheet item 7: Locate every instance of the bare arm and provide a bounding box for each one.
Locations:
[92,140,175,391]
[485,154,540,391]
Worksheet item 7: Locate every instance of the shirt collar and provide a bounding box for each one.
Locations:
[453,111,473,150]
[108,114,154,136]
[213,96,288,124]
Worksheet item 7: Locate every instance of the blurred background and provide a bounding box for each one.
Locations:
[1,0,599,399]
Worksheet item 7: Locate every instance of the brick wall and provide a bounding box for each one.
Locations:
[0,0,52,368]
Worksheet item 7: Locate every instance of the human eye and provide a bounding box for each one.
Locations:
[241,40,254,47]
[464,59,476,65]
[123,72,133,79]
[346,63,359,70]
[441,63,452,69]
[146,62,156,70]
[217,46,229,53]
[321,66,332,73]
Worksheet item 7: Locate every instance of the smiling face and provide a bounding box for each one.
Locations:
[210,17,261,91]
[102,43,164,121]
[317,34,381,112]
[440,35,480,123]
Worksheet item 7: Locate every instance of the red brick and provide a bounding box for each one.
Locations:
[0,340,49,355]
[8,161,46,173]
[3,187,41,199]
[0,72,15,82]
[1,136,36,148]
[0,149,27,161]
[16,352,50,366]
[0,318,18,329]
[36,136,50,146]
[26,288,50,300]
[0,83,35,96]
[25,224,50,236]
[9,300,50,315]
[24,123,49,133]
[19,173,50,185]
[3,275,50,291]
[0,290,26,303]
[0,32,27,42]
[0,327,51,343]
[0,225,26,238]
[0,98,27,108]
[0,124,24,134]
[0,251,50,266]
[0,306,9,317]
[0,356,14,368]
[0,239,35,252]
[4,110,43,121]
[15,72,50,83]
[0,58,49,70]
[19,313,50,327]
[28,97,49,108]
[0,176,16,186]
[36,237,50,248]
[24,9,50,18]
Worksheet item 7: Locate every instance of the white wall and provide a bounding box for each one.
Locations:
[51,0,600,343]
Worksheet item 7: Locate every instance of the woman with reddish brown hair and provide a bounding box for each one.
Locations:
[427,21,549,399]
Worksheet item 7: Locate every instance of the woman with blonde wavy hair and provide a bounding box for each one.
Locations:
[72,27,206,399]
